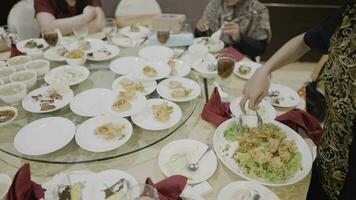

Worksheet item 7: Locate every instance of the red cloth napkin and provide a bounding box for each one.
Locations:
[201,87,232,126]
[221,47,244,61]
[10,44,24,58]
[145,175,187,200]
[6,164,45,200]
[276,108,323,145]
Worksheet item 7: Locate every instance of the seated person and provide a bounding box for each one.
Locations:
[34,0,105,35]
[195,0,271,58]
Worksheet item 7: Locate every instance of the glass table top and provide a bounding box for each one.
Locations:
[0,48,200,164]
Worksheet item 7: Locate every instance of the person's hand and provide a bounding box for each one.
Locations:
[222,22,240,42]
[240,68,270,112]
[83,6,97,21]
[196,17,209,32]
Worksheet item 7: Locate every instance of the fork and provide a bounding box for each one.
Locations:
[255,110,263,133]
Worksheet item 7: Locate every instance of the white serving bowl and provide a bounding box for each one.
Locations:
[25,59,50,77]
[188,44,208,62]
[9,70,37,89]
[0,173,12,200]
[0,106,18,127]
[0,82,27,104]
[6,55,31,71]
[0,67,16,83]
[65,50,87,65]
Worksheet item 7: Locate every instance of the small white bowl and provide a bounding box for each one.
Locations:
[0,67,16,83]
[10,70,37,89]
[0,173,12,200]
[188,44,208,62]
[65,50,86,66]
[0,106,18,127]
[0,82,27,104]
[6,55,32,71]
[25,59,50,77]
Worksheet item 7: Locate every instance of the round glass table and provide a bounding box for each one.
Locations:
[0,48,200,164]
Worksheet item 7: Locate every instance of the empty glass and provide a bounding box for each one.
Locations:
[125,184,159,200]
[103,18,117,42]
[73,18,88,41]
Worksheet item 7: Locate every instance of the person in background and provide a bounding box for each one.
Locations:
[240,2,355,200]
[195,0,271,58]
[34,0,105,35]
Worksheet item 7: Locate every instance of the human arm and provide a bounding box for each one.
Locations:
[87,6,105,33]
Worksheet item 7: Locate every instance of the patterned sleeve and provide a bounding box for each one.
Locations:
[248,3,271,42]
[203,0,220,23]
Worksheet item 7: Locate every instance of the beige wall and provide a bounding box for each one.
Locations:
[101,0,210,24]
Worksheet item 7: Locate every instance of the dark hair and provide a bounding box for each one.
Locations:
[53,0,88,14]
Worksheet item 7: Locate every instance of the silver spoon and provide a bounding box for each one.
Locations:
[187,144,213,171]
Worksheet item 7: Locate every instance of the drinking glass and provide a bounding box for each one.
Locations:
[156,30,170,45]
[73,19,88,41]
[0,25,18,48]
[125,184,159,200]
[103,18,117,42]
[217,55,235,94]
[41,26,59,47]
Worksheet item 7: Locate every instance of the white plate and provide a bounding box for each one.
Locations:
[268,84,301,108]
[43,170,94,200]
[112,75,157,96]
[120,25,149,39]
[233,61,262,80]
[75,115,133,152]
[45,65,90,86]
[86,44,120,61]
[130,61,170,81]
[103,89,147,117]
[16,38,48,53]
[70,88,112,117]
[213,118,313,186]
[156,77,201,102]
[218,181,280,200]
[230,97,277,122]
[22,86,74,114]
[131,98,182,131]
[44,47,65,62]
[138,46,174,61]
[14,117,76,156]
[158,139,217,184]
[110,56,147,75]
[166,59,191,77]
[81,38,106,53]
[192,54,217,78]
[83,169,139,200]
[112,37,143,48]
[193,37,224,53]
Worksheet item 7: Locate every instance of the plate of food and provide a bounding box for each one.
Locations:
[83,169,139,200]
[103,89,147,118]
[156,77,201,102]
[112,75,157,96]
[86,44,120,62]
[230,97,277,122]
[70,88,112,117]
[45,65,90,86]
[119,24,149,39]
[43,170,95,200]
[22,86,74,113]
[218,181,280,200]
[75,115,133,152]
[158,139,217,184]
[130,61,170,81]
[268,84,301,108]
[16,38,48,53]
[233,61,262,80]
[131,98,182,131]
[166,59,191,77]
[44,46,67,62]
[14,117,76,156]
[192,54,217,78]
[213,117,312,186]
[138,46,174,61]
[0,106,17,127]
[193,37,224,53]
[77,38,106,53]
[110,56,147,75]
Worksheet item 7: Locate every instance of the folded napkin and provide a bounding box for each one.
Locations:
[201,87,232,126]
[221,47,244,62]
[10,44,24,58]
[276,108,323,145]
[145,175,187,200]
[6,164,45,200]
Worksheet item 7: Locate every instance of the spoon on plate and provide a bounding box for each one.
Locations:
[187,144,213,172]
